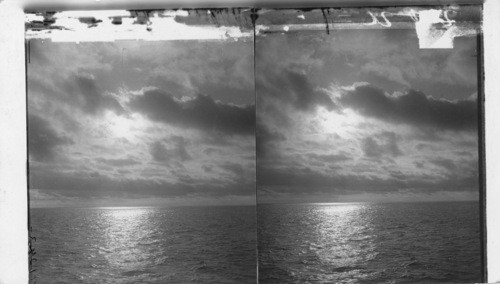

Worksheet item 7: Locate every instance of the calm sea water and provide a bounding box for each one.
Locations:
[258,202,482,284]
[31,202,482,283]
[30,206,256,284]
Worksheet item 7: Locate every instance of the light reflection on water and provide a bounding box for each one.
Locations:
[70,207,164,282]
[299,204,378,282]
[258,202,481,284]
[100,208,157,279]
[31,206,256,283]
[30,203,480,283]
[314,204,378,282]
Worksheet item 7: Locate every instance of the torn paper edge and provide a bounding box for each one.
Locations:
[255,7,481,49]
[25,7,481,48]
[25,9,254,42]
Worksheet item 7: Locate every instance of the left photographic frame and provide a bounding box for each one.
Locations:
[25,9,257,283]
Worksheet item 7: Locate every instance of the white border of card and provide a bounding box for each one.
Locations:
[1,0,498,283]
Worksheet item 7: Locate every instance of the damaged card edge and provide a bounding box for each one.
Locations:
[25,9,255,42]
[24,6,482,48]
[255,6,481,49]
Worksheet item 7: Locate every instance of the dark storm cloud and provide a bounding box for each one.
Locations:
[64,73,124,115]
[95,157,140,167]
[129,89,255,135]
[219,162,244,177]
[341,84,477,131]
[30,166,255,198]
[150,141,169,162]
[258,166,389,190]
[149,137,191,162]
[53,109,82,133]
[361,132,402,158]
[147,76,193,98]
[306,153,351,163]
[257,68,336,112]
[256,122,286,158]
[414,161,425,169]
[257,165,478,194]
[202,165,213,173]
[430,158,457,172]
[28,114,73,162]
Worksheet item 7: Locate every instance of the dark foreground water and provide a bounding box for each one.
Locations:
[30,206,256,284]
[258,202,481,284]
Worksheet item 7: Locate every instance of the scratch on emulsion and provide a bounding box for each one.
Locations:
[321,8,330,34]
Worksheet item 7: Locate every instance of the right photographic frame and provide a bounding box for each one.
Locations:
[255,5,484,283]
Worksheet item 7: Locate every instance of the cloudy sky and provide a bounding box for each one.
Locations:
[256,27,479,203]
[28,38,255,208]
[27,9,480,207]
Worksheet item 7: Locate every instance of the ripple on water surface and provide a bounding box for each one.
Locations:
[31,206,257,284]
[258,202,481,283]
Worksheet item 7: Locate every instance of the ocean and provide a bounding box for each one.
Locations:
[258,201,482,283]
[30,202,482,283]
[30,206,256,284]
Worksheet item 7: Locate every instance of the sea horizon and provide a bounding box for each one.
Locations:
[29,198,480,209]
[29,203,258,210]
[257,199,479,206]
